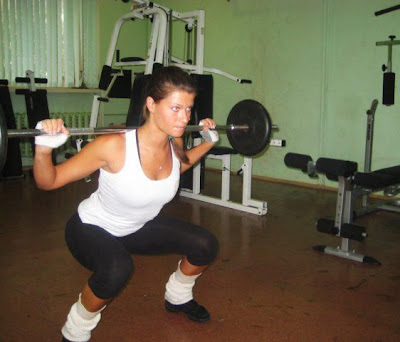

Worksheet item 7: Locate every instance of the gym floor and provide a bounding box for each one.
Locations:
[0,170,399,342]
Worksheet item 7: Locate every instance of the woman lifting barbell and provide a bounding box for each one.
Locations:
[33,66,220,342]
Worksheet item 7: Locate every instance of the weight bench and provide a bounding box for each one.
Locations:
[284,99,400,265]
[285,152,382,265]
[353,166,400,216]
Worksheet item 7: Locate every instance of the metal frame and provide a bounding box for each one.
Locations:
[314,99,400,265]
[180,138,268,215]
[357,99,400,216]
[315,176,375,263]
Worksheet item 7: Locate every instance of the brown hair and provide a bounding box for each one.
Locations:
[143,66,197,164]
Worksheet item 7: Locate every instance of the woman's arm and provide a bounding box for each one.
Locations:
[177,118,219,174]
[33,120,120,190]
[34,137,112,190]
[180,140,216,174]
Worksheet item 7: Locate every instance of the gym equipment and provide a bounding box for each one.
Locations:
[284,100,400,265]
[375,4,400,16]
[376,36,400,106]
[0,80,23,179]
[92,0,254,126]
[285,152,381,266]
[227,100,272,157]
[0,100,277,173]
[13,70,62,167]
[358,99,400,215]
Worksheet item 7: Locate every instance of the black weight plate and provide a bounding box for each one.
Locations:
[227,99,271,156]
[0,104,8,174]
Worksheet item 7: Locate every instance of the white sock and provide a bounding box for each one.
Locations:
[165,260,202,305]
[61,294,106,342]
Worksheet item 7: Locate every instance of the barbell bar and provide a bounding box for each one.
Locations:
[0,99,276,173]
[6,124,258,138]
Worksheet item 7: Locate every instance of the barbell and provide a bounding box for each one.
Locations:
[0,99,276,173]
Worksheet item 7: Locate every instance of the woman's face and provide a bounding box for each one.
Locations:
[148,90,195,138]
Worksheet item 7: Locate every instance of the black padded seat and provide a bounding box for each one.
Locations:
[208,146,238,155]
[316,158,358,181]
[374,165,400,179]
[120,57,145,62]
[354,165,400,189]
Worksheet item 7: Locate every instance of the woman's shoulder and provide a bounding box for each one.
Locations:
[95,133,126,147]
[89,133,127,172]
[87,133,126,159]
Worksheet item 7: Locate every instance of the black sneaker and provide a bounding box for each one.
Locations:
[165,299,210,323]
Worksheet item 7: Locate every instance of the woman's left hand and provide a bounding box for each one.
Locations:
[199,119,219,143]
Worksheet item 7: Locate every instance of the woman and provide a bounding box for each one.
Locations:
[33,66,220,342]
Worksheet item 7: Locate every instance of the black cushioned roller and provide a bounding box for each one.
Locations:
[284,153,312,173]
[316,158,357,179]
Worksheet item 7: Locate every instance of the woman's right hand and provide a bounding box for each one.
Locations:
[35,119,70,149]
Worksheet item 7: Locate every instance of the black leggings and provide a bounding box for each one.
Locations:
[65,212,219,299]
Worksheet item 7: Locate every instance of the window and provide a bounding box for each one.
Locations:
[0,0,98,88]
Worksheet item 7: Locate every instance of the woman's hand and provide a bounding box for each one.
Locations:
[35,119,70,150]
[199,118,219,143]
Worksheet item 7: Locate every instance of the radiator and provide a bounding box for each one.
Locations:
[14,112,92,159]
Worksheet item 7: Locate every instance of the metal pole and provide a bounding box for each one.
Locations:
[7,123,279,138]
[7,124,254,139]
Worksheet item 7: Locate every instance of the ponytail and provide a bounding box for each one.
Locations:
[170,137,189,164]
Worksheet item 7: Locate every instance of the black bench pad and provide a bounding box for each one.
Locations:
[208,146,238,155]
[354,165,400,189]
[316,158,358,179]
[375,165,400,179]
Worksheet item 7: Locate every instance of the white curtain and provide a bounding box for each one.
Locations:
[0,0,98,88]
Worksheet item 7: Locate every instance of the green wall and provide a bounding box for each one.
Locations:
[119,0,398,187]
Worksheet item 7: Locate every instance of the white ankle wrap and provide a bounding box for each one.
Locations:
[61,294,105,342]
[165,261,201,305]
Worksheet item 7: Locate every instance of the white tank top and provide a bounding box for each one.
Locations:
[78,130,180,237]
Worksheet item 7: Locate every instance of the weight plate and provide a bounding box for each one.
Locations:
[227,99,271,156]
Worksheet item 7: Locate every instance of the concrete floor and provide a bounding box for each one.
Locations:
[0,170,399,342]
